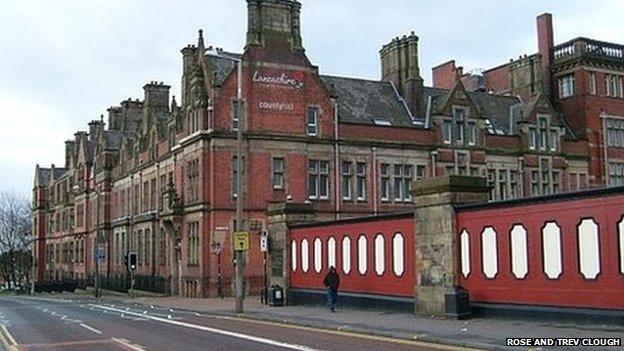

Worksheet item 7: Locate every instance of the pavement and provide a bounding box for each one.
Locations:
[81,291,624,350]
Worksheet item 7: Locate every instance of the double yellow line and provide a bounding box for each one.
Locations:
[0,325,18,351]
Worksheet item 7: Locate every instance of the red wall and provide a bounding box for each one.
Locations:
[290,215,415,297]
[457,192,624,310]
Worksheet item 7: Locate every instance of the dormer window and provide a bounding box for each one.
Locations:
[467,121,476,146]
[532,115,558,152]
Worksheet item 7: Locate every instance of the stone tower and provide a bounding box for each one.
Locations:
[380,33,425,118]
[246,0,303,51]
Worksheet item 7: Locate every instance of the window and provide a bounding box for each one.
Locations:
[588,72,597,95]
[356,162,366,201]
[609,162,624,186]
[510,170,519,199]
[498,170,508,200]
[137,230,143,265]
[186,159,199,204]
[539,117,548,150]
[467,121,476,145]
[308,160,329,200]
[393,164,412,202]
[380,164,390,201]
[145,229,151,266]
[558,74,575,98]
[552,171,560,193]
[549,128,558,151]
[159,174,167,211]
[541,158,551,195]
[341,161,352,200]
[187,222,199,266]
[606,118,624,147]
[442,120,452,144]
[487,169,496,200]
[307,107,318,136]
[456,153,468,175]
[159,229,167,266]
[529,127,537,150]
[531,170,539,196]
[605,74,623,98]
[453,108,466,144]
[272,158,285,190]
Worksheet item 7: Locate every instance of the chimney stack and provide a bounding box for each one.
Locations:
[537,13,554,97]
[380,32,424,118]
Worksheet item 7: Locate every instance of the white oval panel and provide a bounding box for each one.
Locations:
[374,234,385,275]
[510,225,528,279]
[358,235,367,275]
[291,240,297,272]
[620,218,624,275]
[392,233,405,276]
[327,237,336,269]
[342,237,351,274]
[301,238,309,273]
[460,230,470,278]
[542,222,562,279]
[578,219,600,279]
[314,238,322,273]
[481,227,498,279]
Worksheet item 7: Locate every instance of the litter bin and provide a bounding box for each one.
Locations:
[445,285,471,319]
[267,284,284,307]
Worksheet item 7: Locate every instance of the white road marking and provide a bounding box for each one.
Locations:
[1,325,17,345]
[91,304,324,351]
[112,338,145,351]
[79,323,102,334]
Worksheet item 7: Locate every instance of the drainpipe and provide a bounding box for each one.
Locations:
[334,100,340,220]
[372,147,378,215]
[600,113,609,186]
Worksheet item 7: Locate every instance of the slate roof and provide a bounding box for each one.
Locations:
[104,130,121,150]
[206,52,240,86]
[320,75,415,128]
[470,91,521,135]
[36,167,52,187]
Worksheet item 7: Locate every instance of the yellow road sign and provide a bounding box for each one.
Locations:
[233,231,250,251]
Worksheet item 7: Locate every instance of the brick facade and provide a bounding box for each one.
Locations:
[31,1,620,298]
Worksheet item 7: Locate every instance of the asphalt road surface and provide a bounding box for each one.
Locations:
[0,295,467,351]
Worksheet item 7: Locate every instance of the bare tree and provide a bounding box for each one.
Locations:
[0,192,31,289]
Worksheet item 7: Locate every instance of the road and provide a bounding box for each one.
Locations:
[0,295,467,351]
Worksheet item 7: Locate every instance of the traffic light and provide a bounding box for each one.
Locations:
[128,252,137,271]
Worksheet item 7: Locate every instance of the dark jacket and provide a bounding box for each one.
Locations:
[323,269,340,291]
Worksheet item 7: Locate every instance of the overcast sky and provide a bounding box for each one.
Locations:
[1,0,623,197]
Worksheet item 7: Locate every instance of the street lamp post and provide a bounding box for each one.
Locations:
[208,47,245,313]
[29,237,36,295]
[74,184,103,298]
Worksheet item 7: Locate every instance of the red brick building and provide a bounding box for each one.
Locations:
[32,1,622,298]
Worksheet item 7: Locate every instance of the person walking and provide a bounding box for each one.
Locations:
[323,266,340,312]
